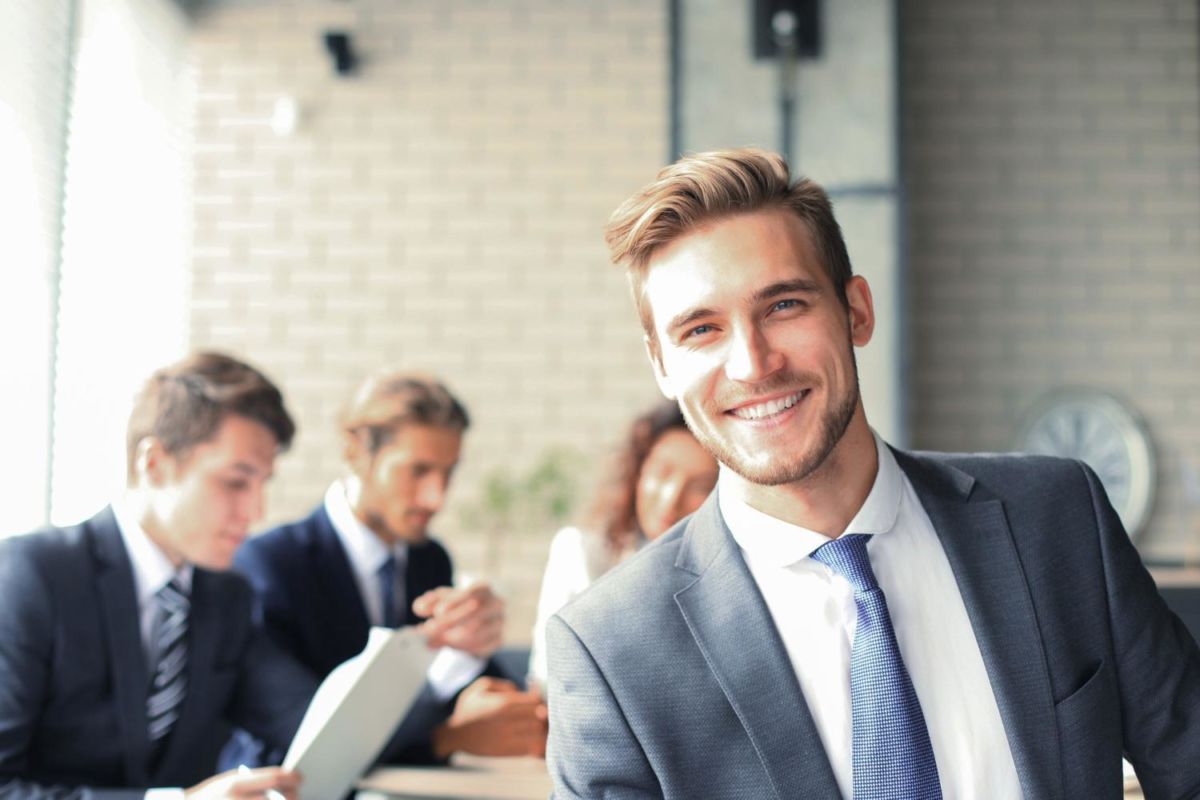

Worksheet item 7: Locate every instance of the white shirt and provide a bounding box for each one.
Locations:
[111,499,193,669]
[719,434,1023,800]
[325,479,485,701]
[527,526,620,689]
[110,498,192,800]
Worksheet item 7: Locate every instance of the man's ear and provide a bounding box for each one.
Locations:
[342,429,371,477]
[644,335,676,400]
[845,275,876,347]
[134,437,172,487]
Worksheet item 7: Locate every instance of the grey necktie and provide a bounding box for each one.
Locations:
[147,578,189,757]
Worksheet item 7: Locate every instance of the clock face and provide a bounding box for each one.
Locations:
[1016,390,1155,538]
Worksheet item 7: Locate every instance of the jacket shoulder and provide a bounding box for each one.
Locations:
[236,507,330,568]
[0,519,94,577]
[900,448,1092,500]
[555,529,687,635]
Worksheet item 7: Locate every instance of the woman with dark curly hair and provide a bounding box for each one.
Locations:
[527,401,718,688]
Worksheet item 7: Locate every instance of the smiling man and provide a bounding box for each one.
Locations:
[545,149,1200,800]
[0,352,316,799]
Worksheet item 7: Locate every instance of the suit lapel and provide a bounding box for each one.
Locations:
[673,494,840,800]
[310,510,372,659]
[89,509,151,786]
[896,451,1063,800]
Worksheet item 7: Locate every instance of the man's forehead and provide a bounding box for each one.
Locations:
[641,213,822,326]
[382,423,463,457]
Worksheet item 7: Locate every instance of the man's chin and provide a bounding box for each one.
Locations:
[191,550,237,572]
[384,522,430,545]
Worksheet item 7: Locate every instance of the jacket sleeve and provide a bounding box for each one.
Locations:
[545,614,661,799]
[233,542,308,665]
[226,616,319,755]
[1083,462,1200,798]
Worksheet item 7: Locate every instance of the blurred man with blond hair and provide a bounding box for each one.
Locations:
[226,368,546,768]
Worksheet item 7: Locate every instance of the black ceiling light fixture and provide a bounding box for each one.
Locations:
[323,30,358,76]
[752,0,822,169]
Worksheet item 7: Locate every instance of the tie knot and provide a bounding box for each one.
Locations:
[810,533,878,593]
[157,579,189,613]
[378,555,396,581]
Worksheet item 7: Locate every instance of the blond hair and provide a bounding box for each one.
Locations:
[339,368,469,453]
[604,148,853,341]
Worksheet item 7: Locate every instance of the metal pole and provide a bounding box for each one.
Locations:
[772,10,799,169]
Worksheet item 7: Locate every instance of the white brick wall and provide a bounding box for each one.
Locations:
[904,0,1200,560]
[189,0,667,641]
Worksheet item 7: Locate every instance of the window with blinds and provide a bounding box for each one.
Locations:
[0,0,74,536]
[52,0,193,526]
[0,0,192,535]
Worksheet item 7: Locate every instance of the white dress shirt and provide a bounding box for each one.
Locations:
[111,498,192,800]
[112,499,194,663]
[325,479,485,701]
[719,434,1022,800]
[528,526,622,688]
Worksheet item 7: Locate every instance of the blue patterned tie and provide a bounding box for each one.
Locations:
[378,555,398,628]
[147,579,189,760]
[810,534,942,800]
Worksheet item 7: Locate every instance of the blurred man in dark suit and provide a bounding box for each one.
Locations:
[226,369,545,768]
[0,351,315,798]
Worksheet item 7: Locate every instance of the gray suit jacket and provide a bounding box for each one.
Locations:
[546,452,1200,799]
[0,509,317,799]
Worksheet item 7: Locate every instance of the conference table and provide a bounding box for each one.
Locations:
[357,755,552,800]
[353,755,1146,799]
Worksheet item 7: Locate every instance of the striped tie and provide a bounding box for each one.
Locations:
[147,578,189,756]
[811,534,942,800]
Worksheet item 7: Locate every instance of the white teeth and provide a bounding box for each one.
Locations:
[732,392,804,420]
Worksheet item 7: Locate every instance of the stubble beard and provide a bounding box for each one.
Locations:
[363,507,429,546]
[684,352,861,488]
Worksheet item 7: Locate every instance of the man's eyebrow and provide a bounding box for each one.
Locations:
[752,279,822,304]
[665,306,717,335]
[664,280,824,335]
[230,462,271,480]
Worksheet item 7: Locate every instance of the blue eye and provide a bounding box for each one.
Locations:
[774,299,800,311]
[687,324,714,338]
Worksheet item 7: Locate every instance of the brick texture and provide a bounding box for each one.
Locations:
[189,0,667,642]
[903,0,1200,560]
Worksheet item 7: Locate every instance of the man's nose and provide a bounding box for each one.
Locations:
[240,484,266,526]
[724,323,783,383]
[417,474,449,512]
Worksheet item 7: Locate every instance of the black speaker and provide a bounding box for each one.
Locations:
[752,0,821,60]
[323,31,357,76]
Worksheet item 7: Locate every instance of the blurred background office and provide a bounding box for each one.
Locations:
[3,0,1198,642]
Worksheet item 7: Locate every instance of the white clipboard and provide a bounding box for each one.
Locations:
[283,626,435,800]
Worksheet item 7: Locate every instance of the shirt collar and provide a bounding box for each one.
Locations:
[324,478,407,576]
[111,496,194,605]
[718,432,903,568]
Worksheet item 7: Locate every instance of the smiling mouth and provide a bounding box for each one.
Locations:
[728,390,808,421]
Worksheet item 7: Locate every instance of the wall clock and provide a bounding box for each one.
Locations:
[1015,389,1156,539]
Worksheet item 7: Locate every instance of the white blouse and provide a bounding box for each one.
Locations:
[527,526,624,689]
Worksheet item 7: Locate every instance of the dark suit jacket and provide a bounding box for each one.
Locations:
[547,452,1200,800]
[225,505,470,767]
[0,508,316,799]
